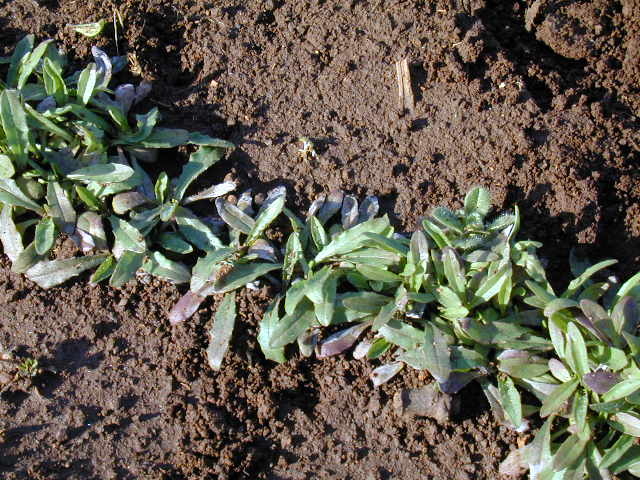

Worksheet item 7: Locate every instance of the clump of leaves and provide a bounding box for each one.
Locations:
[0,345,50,395]
[0,36,234,290]
[499,258,640,478]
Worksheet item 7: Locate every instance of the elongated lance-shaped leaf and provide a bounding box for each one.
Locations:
[341,195,359,229]
[470,264,510,307]
[109,250,145,287]
[599,433,636,470]
[175,206,224,251]
[358,195,379,223]
[109,216,146,254]
[26,254,107,288]
[0,204,23,262]
[318,321,371,358]
[498,376,523,429]
[552,431,590,472]
[0,154,15,179]
[68,163,135,184]
[563,259,618,298]
[282,231,304,283]
[17,39,53,89]
[247,190,285,244]
[34,217,55,255]
[442,246,466,296]
[12,242,45,273]
[269,299,315,349]
[142,251,190,284]
[402,324,451,383]
[7,35,34,87]
[190,247,235,293]
[612,297,639,336]
[0,90,30,167]
[183,181,236,204]
[539,376,579,417]
[209,262,281,294]
[215,197,255,234]
[258,296,287,363]
[169,291,206,325]
[315,216,390,263]
[0,178,43,213]
[523,416,554,477]
[370,362,403,387]
[76,63,98,104]
[46,181,76,233]
[112,191,149,215]
[71,20,107,38]
[566,322,589,377]
[614,271,640,305]
[172,146,223,202]
[317,190,344,224]
[206,292,237,370]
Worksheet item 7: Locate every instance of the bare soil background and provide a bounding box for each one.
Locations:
[0,0,639,478]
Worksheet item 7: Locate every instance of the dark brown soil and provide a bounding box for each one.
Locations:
[1,0,639,478]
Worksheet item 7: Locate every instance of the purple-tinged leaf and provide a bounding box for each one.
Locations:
[307,194,325,217]
[183,181,236,204]
[134,81,152,104]
[317,190,344,224]
[549,358,572,382]
[440,371,481,394]
[370,362,403,387]
[92,46,112,88]
[206,292,236,370]
[612,297,639,336]
[584,370,621,394]
[247,239,279,263]
[26,254,107,289]
[341,195,358,229]
[358,195,379,223]
[317,322,370,358]
[112,191,149,215]
[353,339,372,359]
[575,313,612,345]
[169,290,205,325]
[115,84,135,113]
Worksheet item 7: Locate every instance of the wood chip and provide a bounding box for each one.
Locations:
[395,58,415,114]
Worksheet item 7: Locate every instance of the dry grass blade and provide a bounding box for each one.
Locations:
[395,58,414,114]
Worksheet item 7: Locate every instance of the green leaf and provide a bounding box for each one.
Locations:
[417,324,451,382]
[46,181,76,233]
[0,154,15,179]
[247,192,285,244]
[0,178,43,213]
[139,128,190,148]
[615,271,640,305]
[172,147,223,202]
[340,247,400,266]
[572,389,588,434]
[42,58,67,102]
[215,198,255,234]
[470,264,510,308]
[17,39,53,88]
[76,63,98,104]
[68,163,135,184]
[158,232,193,254]
[308,215,328,248]
[367,338,391,359]
[7,35,34,87]
[361,232,409,255]
[314,216,390,263]
[379,320,423,350]
[175,206,224,251]
[567,322,590,377]
[206,292,237,370]
[90,255,115,284]
[282,232,304,282]
[498,376,522,429]
[442,246,466,296]
[539,377,579,417]
[12,242,44,273]
[26,254,107,288]
[109,216,146,254]
[523,417,553,475]
[599,433,636,470]
[269,298,315,349]
[24,103,75,143]
[356,264,401,283]
[341,291,392,314]
[71,20,108,37]
[142,251,190,284]
[372,301,396,331]
[610,412,640,437]
[543,298,579,318]
[154,172,168,204]
[464,186,491,217]
[187,132,235,149]
[603,377,640,403]
[0,90,30,168]
[422,219,450,248]
[34,217,55,255]
[564,259,618,298]
[211,262,282,294]
[190,248,234,292]
[258,297,287,363]
[109,250,145,288]
[0,203,23,262]
[552,432,589,472]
